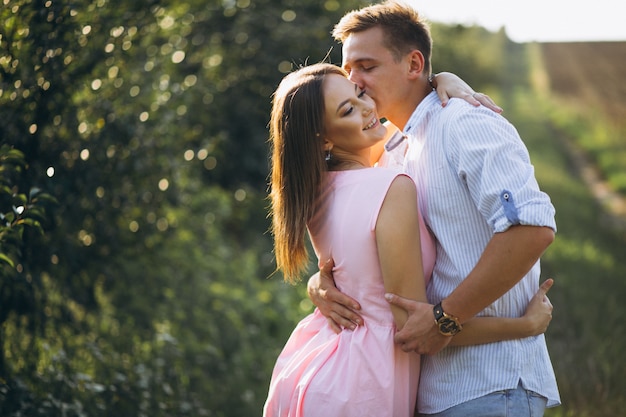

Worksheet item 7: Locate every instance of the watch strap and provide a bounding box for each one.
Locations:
[433,302,462,336]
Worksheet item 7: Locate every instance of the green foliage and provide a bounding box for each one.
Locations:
[0,182,302,416]
[430,24,528,94]
[0,0,359,415]
[0,144,57,347]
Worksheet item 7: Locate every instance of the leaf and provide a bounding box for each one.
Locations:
[22,207,48,223]
[16,218,43,233]
[0,185,13,196]
[0,253,15,267]
[12,194,27,206]
[31,193,59,205]
[29,187,43,199]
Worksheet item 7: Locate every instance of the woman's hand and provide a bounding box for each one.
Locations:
[522,278,554,336]
[432,72,503,113]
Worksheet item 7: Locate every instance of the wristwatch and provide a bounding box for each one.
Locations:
[428,73,437,90]
[433,302,462,336]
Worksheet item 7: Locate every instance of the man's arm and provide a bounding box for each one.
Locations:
[449,278,554,346]
[443,225,554,322]
[307,259,363,333]
[388,225,555,354]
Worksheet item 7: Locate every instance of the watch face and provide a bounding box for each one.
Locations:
[439,318,460,335]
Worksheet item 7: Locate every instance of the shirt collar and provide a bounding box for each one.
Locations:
[403,91,440,135]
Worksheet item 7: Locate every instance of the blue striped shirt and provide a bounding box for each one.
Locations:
[396,91,560,413]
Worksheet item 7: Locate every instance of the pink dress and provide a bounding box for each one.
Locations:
[263,168,435,417]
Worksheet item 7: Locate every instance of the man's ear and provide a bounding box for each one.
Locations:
[406,50,425,80]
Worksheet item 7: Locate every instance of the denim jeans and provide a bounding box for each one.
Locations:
[419,381,548,417]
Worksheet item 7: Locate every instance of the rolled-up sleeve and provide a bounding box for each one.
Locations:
[448,107,556,234]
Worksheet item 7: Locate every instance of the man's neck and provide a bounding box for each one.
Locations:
[387,82,432,131]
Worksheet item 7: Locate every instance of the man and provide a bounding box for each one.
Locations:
[308,1,560,416]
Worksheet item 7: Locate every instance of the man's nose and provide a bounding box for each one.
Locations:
[348,72,363,88]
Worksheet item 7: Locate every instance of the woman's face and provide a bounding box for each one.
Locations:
[322,73,387,161]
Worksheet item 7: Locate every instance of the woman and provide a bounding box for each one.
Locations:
[264,63,553,417]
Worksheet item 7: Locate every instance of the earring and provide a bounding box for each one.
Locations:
[325,149,332,162]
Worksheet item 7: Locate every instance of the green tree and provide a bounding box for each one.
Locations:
[0,0,364,415]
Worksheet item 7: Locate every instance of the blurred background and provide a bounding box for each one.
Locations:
[1,1,624,416]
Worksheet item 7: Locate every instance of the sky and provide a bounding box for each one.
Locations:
[408,0,626,43]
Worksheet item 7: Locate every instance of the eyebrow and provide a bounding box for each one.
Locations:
[336,83,358,114]
[345,57,375,69]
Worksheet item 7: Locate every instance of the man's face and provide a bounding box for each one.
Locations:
[341,27,409,123]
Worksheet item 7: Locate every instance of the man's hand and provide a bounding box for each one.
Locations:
[307,259,363,333]
[385,293,452,355]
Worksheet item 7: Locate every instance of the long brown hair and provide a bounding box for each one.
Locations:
[269,63,347,283]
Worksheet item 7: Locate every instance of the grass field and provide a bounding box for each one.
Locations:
[539,42,626,198]
[516,41,626,416]
[540,42,626,126]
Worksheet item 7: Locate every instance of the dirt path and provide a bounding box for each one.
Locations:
[554,127,626,233]
[540,42,626,234]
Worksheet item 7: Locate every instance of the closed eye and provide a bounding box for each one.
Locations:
[343,89,368,115]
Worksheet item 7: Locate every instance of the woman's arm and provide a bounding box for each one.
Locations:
[376,175,427,330]
[432,72,502,113]
[449,279,554,346]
